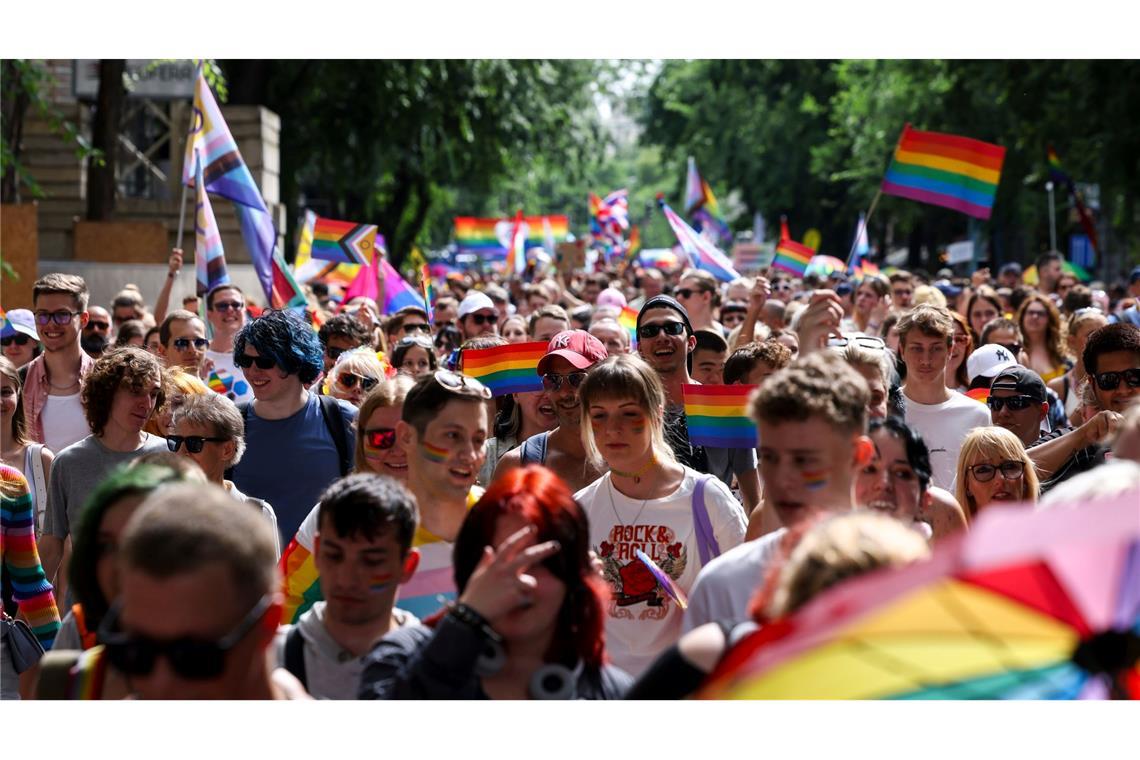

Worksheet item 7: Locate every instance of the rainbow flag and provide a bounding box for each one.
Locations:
[420,264,434,323]
[660,199,740,282]
[310,217,377,266]
[772,239,814,278]
[270,247,306,310]
[1046,145,1100,255]
[462,341,546,396]
[454,216,570,257]
[293,210,358,287]
[619,304,639,345]
[506,209,526,277]
[881,124,1006,220]
[1046,145,1069,185]
[382,258,422,314]
[192,156,231,298]
[683,384,759,449]
[685,157,731,242]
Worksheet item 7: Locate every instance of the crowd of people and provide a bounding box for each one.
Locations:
[2,246,1139,701]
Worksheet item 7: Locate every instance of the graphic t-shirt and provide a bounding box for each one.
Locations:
[574,468,747,677]
[204,349,253,405]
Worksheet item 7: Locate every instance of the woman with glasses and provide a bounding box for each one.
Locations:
[1016,294,1072,383]
[360,465,632,700]
[1,309,42,369]
[325,348,388,408]
[390,335,438,379]
[945,312,974,393]
[1049,309,1109,423]
[280,375,416,624]
[954,426,1040,518]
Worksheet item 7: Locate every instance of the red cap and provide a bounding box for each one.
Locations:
[537,330,608,374]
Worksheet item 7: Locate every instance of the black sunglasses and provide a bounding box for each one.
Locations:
[542,371,588,392]
[34,310,82,326]
[968,460,1026,483]
[364,427,397,450]
[987,394,1038,412]
[211,301,244,312]
[1094,368,1140,392]
[465,313,496,327]
[98,594,272,680]
[166,435,228,454]
[998,343,1023,356]
[85,321,111,331]
[1,334,32,347]
[402,323,431,334]
[235,353,277,370]
[433,369,492,399]
[638,321,687,340]
[676,288,703,299]
[336,372,379,391]
[172,337,210,351]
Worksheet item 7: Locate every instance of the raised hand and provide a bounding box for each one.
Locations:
[458,524,561,624]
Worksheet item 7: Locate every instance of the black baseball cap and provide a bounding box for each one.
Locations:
[637,295,694,335]
[990,366,1048,404]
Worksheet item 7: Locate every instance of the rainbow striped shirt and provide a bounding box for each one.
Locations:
[2,464,61,648]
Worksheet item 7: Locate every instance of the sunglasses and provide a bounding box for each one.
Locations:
[433,369,492,399]
[336,372,379,391]
[402,323,431,334]
[364,427,397,450]
[542,371,588,392]
[85,321,111,331]
[211,301,244,312]
[998,343,1023,356]
[1,334,32,347]
[396,335,434,350]
[987,394,1037,412]
[235,353,277,370]
[172,337,210,351]
[465,313,496,327]
[166,435,228,454]
[34,310,82,326]
[1093,368,1140,392]
[968,460,1026,483]
[828,335,887,350]
[638,321,686,340]
[676,288,704,299]
[98,594,272,680]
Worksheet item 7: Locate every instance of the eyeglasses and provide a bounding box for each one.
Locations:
[211,301,244,312]
[828,335,886,350]
[172,337,210,351]
[85,321,111,331]
[166,435,228,454]
[433,369,492,399]
[235,353,277,370]
[402,323,431,334]
[98,594,272,680]
[465,313,496,327]
[1,335,32,347]
[542,371,588,392]
[968,460,1026,483]
[34,310,82,326]
[676,288,704,299]
[364,427,397,450]
[336,372,379,392]
[638,321,686,340]
[987,394,1037,412]
[1093,368,1140,392]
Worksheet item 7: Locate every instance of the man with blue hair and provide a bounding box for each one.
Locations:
[229,309,357,544]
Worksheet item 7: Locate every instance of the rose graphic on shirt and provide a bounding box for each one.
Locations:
[596,523,687,620]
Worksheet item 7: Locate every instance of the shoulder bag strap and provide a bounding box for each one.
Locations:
[690,476,722,567]
[317,395,352,476]
[283,626,308,690]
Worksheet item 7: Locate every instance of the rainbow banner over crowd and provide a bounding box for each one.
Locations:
[462,341,546,396]
[683,384,759,449]
[772,239,814,278]
[881,124,1006,220]
[454,216,570,256]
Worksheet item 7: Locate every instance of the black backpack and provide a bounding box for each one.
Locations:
[225,395,353,481]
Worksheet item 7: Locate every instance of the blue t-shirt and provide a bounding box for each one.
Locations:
[231,393,356,544]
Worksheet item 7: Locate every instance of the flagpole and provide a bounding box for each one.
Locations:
[845,188,883,268]
[176,60,204,252]
[1046,181,1057,251]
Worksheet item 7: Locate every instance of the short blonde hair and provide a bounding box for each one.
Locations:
[955,426,1040,517]
[912,285,948,309]
[325,347,386,395]
[578,354,677,472]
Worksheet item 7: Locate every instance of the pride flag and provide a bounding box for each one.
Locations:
[183,64,275,305]
[881,124,1006,220]
[683,384,759,449]
[659,199,740,282]
[772,239,814,278]
[270,247,307,310]
[454,216,570,256]
[685,157,731,241]
[619,305,639,345]
[461,341,546,396]
[420,264,434,323]
[506,209,526,277]
[293,210,360,288]
[382,258,423,314]
[192,156,231,297]
[311,217,377,266]
[1046,145,1100,255]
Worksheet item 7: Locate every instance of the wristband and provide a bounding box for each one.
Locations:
[449,603,503,643]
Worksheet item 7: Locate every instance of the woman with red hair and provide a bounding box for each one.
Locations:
[359,465,632,699]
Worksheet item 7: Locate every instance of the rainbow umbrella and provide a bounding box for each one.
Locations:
[804,255,848,279]
[700,491,1140,699]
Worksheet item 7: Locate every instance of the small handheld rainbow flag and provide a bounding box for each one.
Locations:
[772,239,814,278]
[618,305,639,345]
[683,384,759,449]
[311,217,378,266]
[462,341,547,396]
[881,124,1006,220]
[420,264,434,324]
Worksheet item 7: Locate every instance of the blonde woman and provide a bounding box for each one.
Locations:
[325,347,386,407]
[954,426,1040,518]
[144,367,207,437]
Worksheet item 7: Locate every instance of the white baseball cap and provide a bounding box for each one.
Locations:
[966,343,1019,384]
[457,291,496,319]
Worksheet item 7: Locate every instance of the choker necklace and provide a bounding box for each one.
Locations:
[610,454,656,485]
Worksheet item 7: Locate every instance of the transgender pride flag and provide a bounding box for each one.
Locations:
[193,156,230,297]
[660,199,741,282]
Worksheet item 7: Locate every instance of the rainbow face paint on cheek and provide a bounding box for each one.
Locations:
[368,572,395,593]
[801,469,829,491]
[421,442,450,463]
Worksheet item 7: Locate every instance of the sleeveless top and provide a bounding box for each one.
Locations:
[519,431,551,466]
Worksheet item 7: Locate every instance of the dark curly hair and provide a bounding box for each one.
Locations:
[233,308,324,384]
[1083,322,1140,376]
[318,312,373,351]
[81,347,167,437]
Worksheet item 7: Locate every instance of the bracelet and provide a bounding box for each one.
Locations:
[168,271,177,279]
[448,603,503,643]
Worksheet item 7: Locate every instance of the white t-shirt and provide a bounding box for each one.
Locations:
[683,528,786,633]
[40,392,90,455]
[574,468,748,677]
[204,349,253,404]
[903,389,992,492]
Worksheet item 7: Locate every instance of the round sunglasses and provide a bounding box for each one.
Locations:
[542,371,588,392]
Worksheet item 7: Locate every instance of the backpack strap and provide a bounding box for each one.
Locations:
[519,431,550,466]
[283,626,308,691]
[690,476,722,567]
[317,394,352,477]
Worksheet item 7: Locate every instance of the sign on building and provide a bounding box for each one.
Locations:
[74,60,197,99]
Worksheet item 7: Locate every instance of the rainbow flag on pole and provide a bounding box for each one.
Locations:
[311,217,377,266]
[660,199,740,282]
[462,341,546,396]
[683,384,759,449]
[772,239,814,278]
[881,124,1006,220]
